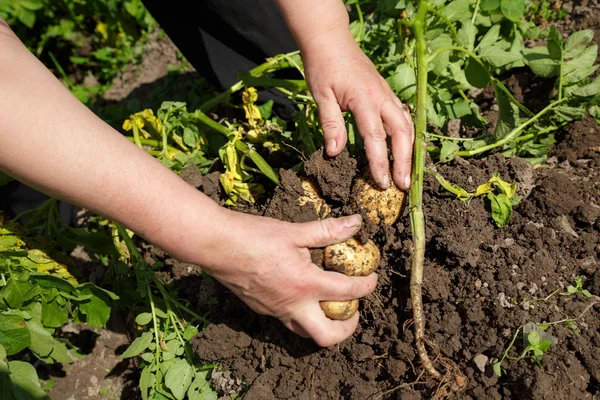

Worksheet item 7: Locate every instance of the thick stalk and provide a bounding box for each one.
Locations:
[411,1,443,380]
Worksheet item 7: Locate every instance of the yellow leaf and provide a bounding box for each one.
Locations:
[473,183,493,197]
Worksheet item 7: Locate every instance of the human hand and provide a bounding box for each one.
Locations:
[189,209,378,347]
[301,30,415,190]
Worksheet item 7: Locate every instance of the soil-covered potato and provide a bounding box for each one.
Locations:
[352,174,405,225]
[298,178,331,219]
[320,299,359,320]
[323,238,380,277]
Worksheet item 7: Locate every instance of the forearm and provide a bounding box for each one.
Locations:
[0,21,225,263]
[275,0,352,51]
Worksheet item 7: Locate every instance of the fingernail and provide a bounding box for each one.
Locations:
[404,175,411,189]
[343,214,362,228]
[327,139,337,154]
[381,174,390,189]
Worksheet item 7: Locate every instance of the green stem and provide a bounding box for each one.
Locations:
[456,98,567,156]
[472,0,481,23]
[426,6,458,42]
[410,1,443,381]
[428,132,490,142]
[125,137,179,153]
[131,118,143,149]
[199,52,300,112]
[355,3,364,42]
[147,284,161,386]
[151,273,204,322]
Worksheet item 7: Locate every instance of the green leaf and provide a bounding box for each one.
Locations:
[476,24,501,52]
[8,360,49,399]
[465,58,490,88]
[480,0,499,11]
[257,100,274,120]
[41,300,68,328]
[500,0,525,22]
[572,76,600,97]
[439,141,460,163]
[480,46,523,68]
[187,374,217,400]
[165,359,194,400]
[493,362,502,377]
[564,30,595,59]
[563,45,597,75]
[17,8,35,28]
[135,313,153,326]
[527,330,540,346]
[183,127,199,148]
[445,100,471,119]
[19,1,44,11]
[246,148,279,185]
[457,20,477,51]
[79,295,111,328]
[429,34,453,76]
[581,289,592,298]
[140,365,155,400]
[75,283,119,301]
[492,81,519,140]
[487,192,512,227]
[121,332,153,358]
[389,63,416,101]
[442,0,471,22]
[0,315,30,356]
[0,345,7,374]
[25,320,53,359]
[183,325,199,341]
[1,279,33,309]
[48,340,72,364]
[562,65,598,85]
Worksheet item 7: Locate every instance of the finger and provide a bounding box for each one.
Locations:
[294,214,362,248]
[351,102,391,189]
[314,268,378,301]
[315,92,348,157]
[392,96,415,142]
[381,99,414,190]
[284,302,361,347]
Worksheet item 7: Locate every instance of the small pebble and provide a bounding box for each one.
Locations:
[473,354,488,373]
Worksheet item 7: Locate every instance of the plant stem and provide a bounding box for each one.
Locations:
[131,118,143,149]
[147,284,161,385]
[125,137,179,153]
[199,52,300,112]
[410,0,443,380]
[426,6,458,42]
[456,98,567,156]
[472,0,481,23]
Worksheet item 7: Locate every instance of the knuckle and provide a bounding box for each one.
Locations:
[320,120,344,134]
[368,127,388,141]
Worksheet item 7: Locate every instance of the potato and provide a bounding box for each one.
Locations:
[320,299,359,320]
[352,174,405,225]
[298,178,331,219]
[323,238,380,277]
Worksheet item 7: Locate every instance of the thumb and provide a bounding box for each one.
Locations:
[315,91,347,157]
[294,214,362,248]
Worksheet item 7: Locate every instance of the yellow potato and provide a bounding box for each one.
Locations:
[352,174,405,225]
[320,299,359,320]
[324,238,380,277]
[298,178,331,219]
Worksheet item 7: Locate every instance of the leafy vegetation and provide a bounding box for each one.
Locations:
[494,277,599,377]
[0,0,157,104]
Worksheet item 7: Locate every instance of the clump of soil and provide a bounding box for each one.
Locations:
[303,146,357,204]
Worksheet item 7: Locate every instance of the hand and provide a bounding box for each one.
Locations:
[302,30,415,190]
[189,209,378,347]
